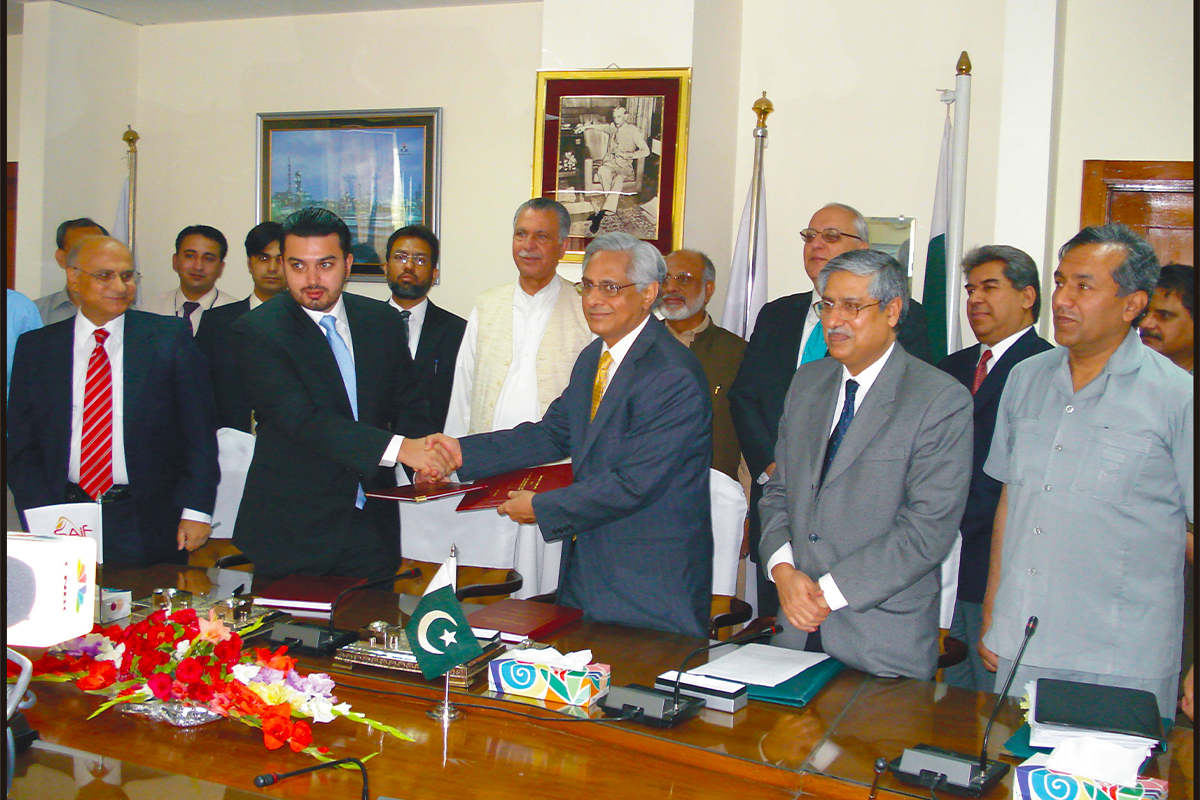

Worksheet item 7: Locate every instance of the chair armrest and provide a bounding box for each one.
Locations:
[455,569,523,601]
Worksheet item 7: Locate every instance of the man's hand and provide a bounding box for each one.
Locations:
[1182,665,1194,721]
[399,435,459,480]
[177,520,212,552]
[426,433,462,471]
[497,490,537,524]
[771,562,830,632]
[978,605,999,672]
[764,462,777,478]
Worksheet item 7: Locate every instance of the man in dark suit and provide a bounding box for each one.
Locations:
[230,208,447,583]
[195,221,286,432]
[761,249,972,678]
[660,249,746,481]
[8,237,220,565]
[429,233,714,637]
[730,203,932,616]
[383,225,466,430]
[938,245,1051,690]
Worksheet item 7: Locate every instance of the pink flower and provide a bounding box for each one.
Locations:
[197,609,233,644]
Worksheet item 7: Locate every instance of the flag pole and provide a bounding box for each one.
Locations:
[945,52,972,353]
[122,126,139,262]
[742,93,773,338]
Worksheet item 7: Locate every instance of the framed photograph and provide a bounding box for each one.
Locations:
[258,108,442,281]
[533,69,691,261]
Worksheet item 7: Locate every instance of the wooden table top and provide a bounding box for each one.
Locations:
[9,564,1193,800]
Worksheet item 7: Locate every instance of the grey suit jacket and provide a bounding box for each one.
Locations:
[759,343,973,678]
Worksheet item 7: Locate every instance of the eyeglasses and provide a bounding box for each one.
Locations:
[662,272,702,287]
[813,299,882,319]
[800,228,864,245]
[70,266,140,285]
[389,251,431,268]
[575,280,636,297]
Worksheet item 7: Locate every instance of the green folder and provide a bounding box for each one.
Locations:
[746,658,845,708]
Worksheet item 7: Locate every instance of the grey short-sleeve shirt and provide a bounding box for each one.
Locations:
[983,329,1193,680]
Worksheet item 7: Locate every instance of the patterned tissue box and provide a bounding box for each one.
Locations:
[488,658,611,707]
[1015,765,1168,800]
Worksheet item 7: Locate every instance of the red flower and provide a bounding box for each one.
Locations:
[144,625,174,649]
[169,608,198,626]
[136,649,170,677]
[227,680,268,715]
[262,714,293,751]
[289,720,313,752]
[147,672,174,701]
[175,657,204,684]
[118,686,139,697]
[188,681,214,703]
[76,661,117,691]
[214,634,242,665]
[254,646,297,672]
[147,610,168,625]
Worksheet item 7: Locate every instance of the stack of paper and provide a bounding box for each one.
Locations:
[1027,679,1165,751]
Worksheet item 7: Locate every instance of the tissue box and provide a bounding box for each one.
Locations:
[98,588,132,623]
[488,658,611,707]
[1014,766,1168,800]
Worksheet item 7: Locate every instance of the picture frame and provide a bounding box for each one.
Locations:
[257,108,442,281]
[533,69,691,262]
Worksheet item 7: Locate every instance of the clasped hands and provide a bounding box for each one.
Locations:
[403,434,538,523]
[772,562,831,633]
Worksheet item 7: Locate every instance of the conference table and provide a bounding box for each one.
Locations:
[9,564,1194,799]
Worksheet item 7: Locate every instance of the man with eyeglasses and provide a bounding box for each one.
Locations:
[144,224,237,336]
[8,236,221,565]
[759,249,972,678]
[730,202,932,617]
[660,249,746,481]
[194,221,287,433]
[429,232,713,637]
[383,225,466,430]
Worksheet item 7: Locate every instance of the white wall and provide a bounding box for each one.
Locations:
[134,3,543,314]
[6,34,21,162]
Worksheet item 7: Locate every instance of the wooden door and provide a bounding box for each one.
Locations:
[1081,160,1193,265]
[6,162,15,289]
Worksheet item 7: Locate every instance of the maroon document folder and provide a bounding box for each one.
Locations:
[466,598,583,640]
[366,481,477,503]
[456,464,574,511]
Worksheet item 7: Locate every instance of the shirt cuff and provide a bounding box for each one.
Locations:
[765,543,794,582]
[757,471,771,485]
[818,573,849,611]
[181,509,212,525]
[380,435,405,467]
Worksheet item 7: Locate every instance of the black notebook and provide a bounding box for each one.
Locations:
[1031,678,1166,751]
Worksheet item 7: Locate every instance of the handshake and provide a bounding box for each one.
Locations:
[398,433,463,482]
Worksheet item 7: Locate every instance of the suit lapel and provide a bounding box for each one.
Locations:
[975,329,1044,406]
[122,312,150,443]
[413,302,442,370]
[806,364,842,485]
[783,292,812,366]
[44,321,76,479]
[286,297,353,418]
[821,346,903,487]
[577,321,657,464]
[341,295,379,421]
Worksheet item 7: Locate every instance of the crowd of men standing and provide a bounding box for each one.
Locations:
[6,200,1192,720]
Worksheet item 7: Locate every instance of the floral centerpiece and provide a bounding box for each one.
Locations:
[6,608,408,762]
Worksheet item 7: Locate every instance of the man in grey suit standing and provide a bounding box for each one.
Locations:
[760,249,973,678]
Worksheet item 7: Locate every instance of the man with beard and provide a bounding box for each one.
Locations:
[660,249,746,480]
[384,225,466,429]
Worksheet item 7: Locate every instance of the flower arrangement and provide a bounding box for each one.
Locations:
[6,608,409,762]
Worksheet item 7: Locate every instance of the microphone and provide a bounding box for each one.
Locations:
[255,757,368,800]
[868,756,887,799]
[268,567,422,655]
[888,615,1038,797]
[601,623,780,728]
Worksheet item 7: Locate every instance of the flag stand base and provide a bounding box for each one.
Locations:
[426,701,461,722]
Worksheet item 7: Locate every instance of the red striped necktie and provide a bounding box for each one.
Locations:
[971,348,992,395]
[79,328,114,500]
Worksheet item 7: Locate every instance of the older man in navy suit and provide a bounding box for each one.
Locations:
[430,233,713,637]
[937,245,1052,690]
[8,237,220,565]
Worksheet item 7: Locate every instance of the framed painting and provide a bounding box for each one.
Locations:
[258,108,442,281]
[533,69,691,261]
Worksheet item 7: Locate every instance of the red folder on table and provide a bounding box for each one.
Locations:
[466,598,583,640]
[456,464,573,511]
[253,574,366,612]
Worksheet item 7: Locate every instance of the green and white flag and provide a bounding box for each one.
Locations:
[922,116,952,362]
[404,555,482,680]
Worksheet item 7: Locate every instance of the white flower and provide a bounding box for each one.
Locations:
[173,639,192,660]
[230,663,261,684]
[331,702,354,717]
[299,696,335,724]
[94,639,126,665]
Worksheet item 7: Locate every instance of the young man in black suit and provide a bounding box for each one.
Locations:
[230,208,450,583]
[937,244,1051,690]
[8,237,220,565]
[195,220,286,432]
[383,225,466,430]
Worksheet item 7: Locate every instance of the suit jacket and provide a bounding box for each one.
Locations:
[458,317,713,638]
[687,322,747,480]
[759,344,973,678]
[729,292,932,563]
[7,311,220,565]
[230,293,437,576]
[408,300,467,431]
[194,296,253,432]
[937,328,1052,603]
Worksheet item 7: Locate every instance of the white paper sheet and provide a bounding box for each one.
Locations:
[23,502,103,563]
[689,643,829,687]
[211,427,255,539]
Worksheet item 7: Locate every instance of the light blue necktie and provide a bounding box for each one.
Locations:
[319,315,366,509]
[800,320,828,365]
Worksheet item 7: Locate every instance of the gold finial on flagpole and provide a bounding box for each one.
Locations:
[753,92,774,129]
[123,125,139,150]
[956,51,972,76]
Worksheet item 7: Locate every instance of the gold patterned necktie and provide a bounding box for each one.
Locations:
[590,351,613,420]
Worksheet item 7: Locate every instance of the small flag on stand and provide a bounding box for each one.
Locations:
[404,554,482,680]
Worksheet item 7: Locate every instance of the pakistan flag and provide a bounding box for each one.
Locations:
[405,556,482,680]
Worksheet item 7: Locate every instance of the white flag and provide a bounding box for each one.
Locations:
[113,176,130,245]
[721,176,768,339]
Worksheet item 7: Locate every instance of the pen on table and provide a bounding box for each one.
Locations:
[434,358,438,374]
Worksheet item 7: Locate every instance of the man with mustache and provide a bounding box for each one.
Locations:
[144,225,237,335]
[759,249,972,677]
[980,225,1193,720]
[659,249,746,480]
[1139,262,1193,374]
[441,198,594,596]
[383,225,465,430]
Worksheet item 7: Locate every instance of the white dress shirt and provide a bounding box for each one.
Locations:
[388,296,428,359]
[766,341,897,611]
[69,312,210,523]
[978,325,1034,375]
[597,314,651,399]
[300,297,404,467]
